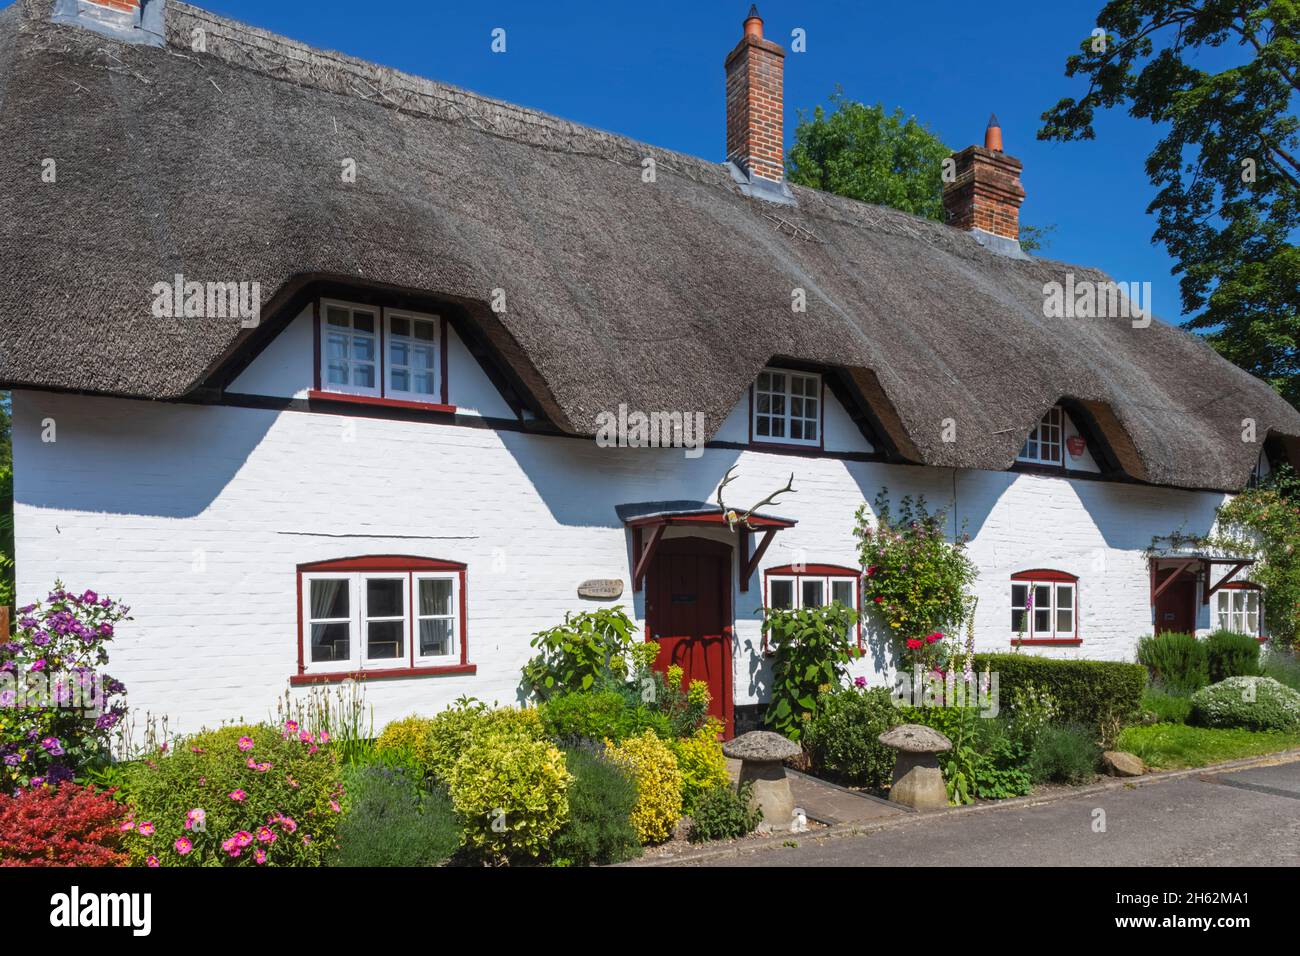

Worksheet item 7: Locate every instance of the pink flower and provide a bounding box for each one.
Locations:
[229,789,247,802]
[299,731,312,744]
[278,816,298,834]
[119,820,135,832]
[318,732,330,744]
[254,848,267,865]
[220,837,238,855]
[174,838,193,856]
[234,830,254,848]
[853,676,867,688]
[185,808,206,830]
[237,736,254,752]
[284,720,299,735]
[330,800,341,813]
[256,826,276,844]
[146,856,160,868]
[137,822,155,837]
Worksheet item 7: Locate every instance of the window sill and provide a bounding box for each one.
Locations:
[290,663,476,686]
[1011,638,1082,647]
[307,389,457,415]
[751,439,824,453]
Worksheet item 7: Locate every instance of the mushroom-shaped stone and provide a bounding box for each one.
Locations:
[878,724,952,811]
[723,731,802,831]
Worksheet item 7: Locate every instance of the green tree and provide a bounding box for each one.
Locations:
[787,90,953,220]
[1039,1,1300,407]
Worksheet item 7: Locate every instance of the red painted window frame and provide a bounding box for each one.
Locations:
[312,300,455,413]
[1010,569,1081,646]
[292,555,474,686]
[761,563,863,650]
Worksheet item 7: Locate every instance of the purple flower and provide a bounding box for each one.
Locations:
[41,737,64,757]
[80,590,99,605]
[95,712,121,731]
[31,632,50,647]
[97,623,114,638]
[18,617,36,630]
[853,676,868,688]
[29,660,46,673]
[2,755,18,767]
[17,604,35,615]
[100,597,112,608]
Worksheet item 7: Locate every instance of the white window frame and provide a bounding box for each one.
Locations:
[1017,406,1064,465]
[753,369,822,447]
[1011,576,1078,641]
[414,572,460,665]
[303,572,360,675]
[765,573,859,612]
[383,309,441,402]
[1215,588,1262,637]
[320,299,382,398]
[361,574,409,667]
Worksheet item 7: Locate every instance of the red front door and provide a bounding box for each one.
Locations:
[1154,569,1197,634]
[646,537,734,738]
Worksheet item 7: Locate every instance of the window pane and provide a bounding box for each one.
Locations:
[390,341,409,366]
[326,333,349,360]
[310,579,349,620]
[831,579,855,607]
[1011,584,1028,608]
[413,320,436,342]
[390,317,410,337]
[770,579,794,610]
[1034,609,1051,633]
[367,578,403,618]
[1056,607,1073,634]
[391,369,410,392]
[770,418,785,438]
[366,620,403,660]
[353,312,375,334]
[1012,609,1027,632]
[804,421,818,442]
[790,419,804,440]
[326,307,349,327]
[412,346,435,370]
[420,578,453,616]
[310,622,350,663]
[420,619,453,657]
[353,337,374,362]
[414,372,436,395]
[1034,585,1051,609]
[354,364,375,388]
[802,579,825,608]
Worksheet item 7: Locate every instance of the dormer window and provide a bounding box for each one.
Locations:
[313,299,450,411]
[753,369,822,447]
[1017,406,1064,466]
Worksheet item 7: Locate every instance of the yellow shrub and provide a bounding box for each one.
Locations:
[667,726,729,814]
[377,703,546,782]
[606,731,683,845]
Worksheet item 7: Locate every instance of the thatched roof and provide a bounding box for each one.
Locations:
[0,0,1296,492]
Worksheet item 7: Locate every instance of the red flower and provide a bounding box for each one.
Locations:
[926,632,943,644]
[906,638,923,650]
[866,566,877,577]
[873,596,883,604]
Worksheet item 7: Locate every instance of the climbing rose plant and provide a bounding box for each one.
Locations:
[856,490,977,669]
[0,585,130,791]
[1205,466,1300,649]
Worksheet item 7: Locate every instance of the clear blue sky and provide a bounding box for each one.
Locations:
[195,0,1190,321]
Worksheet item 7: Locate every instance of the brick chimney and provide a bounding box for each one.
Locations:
[725,5,786,186]
[51,0,165,47]
[942,114,1026,245]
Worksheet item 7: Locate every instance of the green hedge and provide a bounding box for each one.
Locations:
[973,654,1146,733]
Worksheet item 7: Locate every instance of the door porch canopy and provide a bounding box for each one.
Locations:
[1148,552,1256,606]
[616,500,797,594]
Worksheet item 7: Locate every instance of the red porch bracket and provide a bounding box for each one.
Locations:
[632,524,666,592]
[738,527,778,592]
[1152,558,1200,600]
[1204,560,1253,604]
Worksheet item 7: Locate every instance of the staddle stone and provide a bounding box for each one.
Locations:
[878,723,952,811]
[723,731,801,831]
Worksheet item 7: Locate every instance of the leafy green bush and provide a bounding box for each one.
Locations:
[1205,629,1261,682]
[1143,685,1194,724]
[1190,676,1300,731]
[123,722,342,867]
[537,689,674,744]
[973,653,1146,739]
[1137,632,1209,692]
[605,731,682,845]
[802,686,899,790]
[332,764,460,867]
[1026,724,1100,785]
[666,724,729,814]
[689,783,762,843]
[1007,683,1059,747]
[761,603,859,739]
[522,607,642,699]
[447,734,571,864]
[551,747,641,866]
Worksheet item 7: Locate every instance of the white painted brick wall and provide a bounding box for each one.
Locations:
[10,390,1227,740]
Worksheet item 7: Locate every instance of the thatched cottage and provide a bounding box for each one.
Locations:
[2,0,1297,736]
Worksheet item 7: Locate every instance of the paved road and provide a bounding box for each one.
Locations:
[673,759,1300,867]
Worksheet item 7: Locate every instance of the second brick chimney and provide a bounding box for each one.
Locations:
[725,6,786,186]
[942,115,1026,250]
